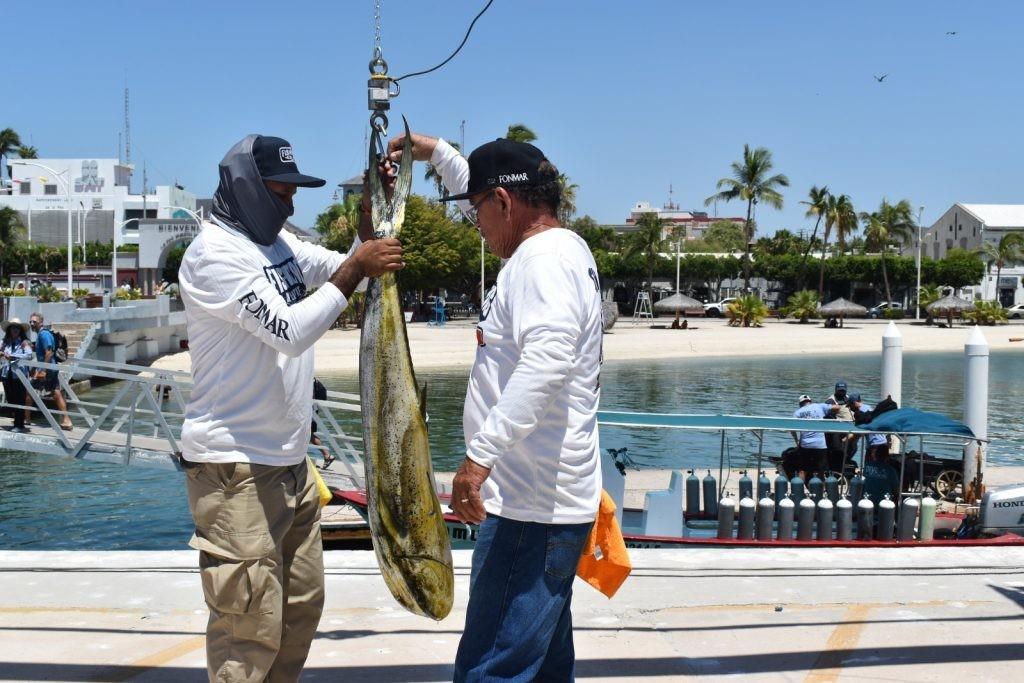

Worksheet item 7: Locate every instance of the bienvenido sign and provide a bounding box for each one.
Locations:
[138,219,201,269]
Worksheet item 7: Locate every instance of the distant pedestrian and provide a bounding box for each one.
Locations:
[1,319,33,433]
[28,313,73,431]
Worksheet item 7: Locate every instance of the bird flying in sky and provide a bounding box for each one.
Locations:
[874,74,889,82]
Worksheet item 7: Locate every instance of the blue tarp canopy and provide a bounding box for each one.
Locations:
[597,408,980,441]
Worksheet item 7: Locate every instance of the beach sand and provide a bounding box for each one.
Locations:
[152,318,1024,374]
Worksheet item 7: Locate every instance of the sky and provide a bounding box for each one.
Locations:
[5,0,1024,235]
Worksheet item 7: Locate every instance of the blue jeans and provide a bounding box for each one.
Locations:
[454,514,594,683]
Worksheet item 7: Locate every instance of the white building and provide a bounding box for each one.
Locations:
[921,203,1024,306]
[0,157,197,249]
[612,200,745,241]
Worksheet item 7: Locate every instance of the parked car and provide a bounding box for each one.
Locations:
[1006,303,1024,320]
[703,298,737,317]
[867,302,903,319]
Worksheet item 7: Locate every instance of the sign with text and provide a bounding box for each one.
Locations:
[139,219,201,268]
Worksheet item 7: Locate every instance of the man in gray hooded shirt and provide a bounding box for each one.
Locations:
[179,134,402,682]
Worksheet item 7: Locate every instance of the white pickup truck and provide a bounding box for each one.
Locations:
[703,298,736,317]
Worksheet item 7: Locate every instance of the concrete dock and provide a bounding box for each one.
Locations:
[1,547,1022,682]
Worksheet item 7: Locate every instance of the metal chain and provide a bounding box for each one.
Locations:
[373,0,382,62]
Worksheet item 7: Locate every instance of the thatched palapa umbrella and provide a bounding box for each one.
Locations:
[654,292,703,328]
[926,295,975,327]
[818,297,867,328]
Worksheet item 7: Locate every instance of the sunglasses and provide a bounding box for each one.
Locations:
[462,189,497,226]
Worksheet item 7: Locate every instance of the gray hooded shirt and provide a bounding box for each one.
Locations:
[212,134,293,246]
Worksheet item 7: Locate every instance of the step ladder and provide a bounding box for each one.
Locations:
[632,290,653,326]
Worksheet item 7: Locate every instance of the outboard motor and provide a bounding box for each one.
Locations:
[774,469,789,511]
[919,494,937,541]
[797,497,816,540]
[757,496,775,541]
[817,498,834,541]
[757,471,771,501]
[790,474,805,507]
[877,494,896,541]
[738,497,756,539]
[717,495,736,539]
[808,472,824,502]
[897,496,920,541]
[738,470,753,501]
[824,472,840,504]
[685,470,700,515]
[777,495,795,540]
[978,484,1024,536]
[857,495,875,541]
[836,495,854,541]
[702,471,718,517]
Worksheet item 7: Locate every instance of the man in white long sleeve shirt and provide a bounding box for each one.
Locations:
[179,134,403,682]
[390,134,602,682]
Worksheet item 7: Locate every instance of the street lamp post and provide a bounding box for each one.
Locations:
[12,161,73,296]
[915,206,925,320]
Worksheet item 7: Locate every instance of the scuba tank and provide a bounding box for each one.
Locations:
[774,468,789,511]
[738,470,753,501]
[836,495,854,541]
[807,472,824,502]
[685,470,700,515]
[757,471,771,501]
[857,495,875,541]
[738,497,756,539]
[756,496,775,541]
[824,472,840,505]
[816,498,834,541]
[919,494,937,541]
[777,495,795,540]
[702,470,718,517]
[898,496,920,542]
[790,474,805,507]
[849,469,865,504]
[877,494,896,541]
[797,497,816,540]
[717,495,736,539]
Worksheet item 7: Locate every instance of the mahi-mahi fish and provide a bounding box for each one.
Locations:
[359,117,454,620]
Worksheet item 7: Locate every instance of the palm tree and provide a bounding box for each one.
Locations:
[16,145,38,159]
[424,141,461,199]
[0,128,22,159]
[819,193,857,298]
[786,289,820,324]
[557,174,578,226]
[505,124,537,143]
[624,212,667,290]
[705,145,789,290]
[799,185,829,287]
[982,232,1024,302]
[861,199,915,305]
[0,206,26,285]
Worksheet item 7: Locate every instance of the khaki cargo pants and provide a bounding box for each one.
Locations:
[184,459,324,683]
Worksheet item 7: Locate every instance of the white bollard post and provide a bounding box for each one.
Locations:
[963,326,989,502]
[881,322,903,407]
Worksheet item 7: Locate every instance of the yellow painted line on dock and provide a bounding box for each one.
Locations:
[804,604,873,683]
[84,636,207,683]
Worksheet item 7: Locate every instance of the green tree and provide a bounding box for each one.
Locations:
[505,123,537,143]
[16,145,38,159]
[820,193,857,298]
[786,289,820,324]
[755,229,810,257]
[981,232,1024,302]
[0,206,26,285]
[726,294,768,327]
[424,141,460,199]
[162,244,188,284]
[572,216,618,252]
[0,128,22,160]
[557,174,578,226]
[623,212,667,289]
[705,145,789,290]
[935,248,986,289]
[861,199,916,304]
[799,185,829,287]
[313,194,361,253]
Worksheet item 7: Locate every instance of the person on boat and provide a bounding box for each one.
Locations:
[1,318,33,434]
[862,442,900,506]
[848,394,891,461]
[791,395,842,479]
[177,135,403,682]
[28,313,73,431]
[389,132,603,683]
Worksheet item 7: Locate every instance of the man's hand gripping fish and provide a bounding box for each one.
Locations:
[360,117,454,620]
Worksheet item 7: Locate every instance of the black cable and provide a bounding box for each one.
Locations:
[391,0,495,82]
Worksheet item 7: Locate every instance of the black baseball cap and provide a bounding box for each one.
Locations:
[252,136,326,188]
[440,138,557,202]
[848,393,862,403]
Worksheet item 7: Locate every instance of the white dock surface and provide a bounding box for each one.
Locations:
[1,547,1023,682]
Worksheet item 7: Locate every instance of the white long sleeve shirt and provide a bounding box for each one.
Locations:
[178,219,359,465]
[431,140,603,524]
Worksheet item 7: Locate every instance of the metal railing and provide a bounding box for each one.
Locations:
[0,357,365,486]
